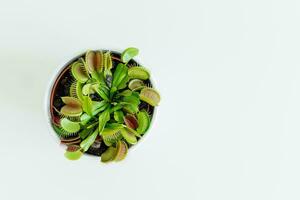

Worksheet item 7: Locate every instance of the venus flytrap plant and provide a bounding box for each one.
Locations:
[50,47,160,163]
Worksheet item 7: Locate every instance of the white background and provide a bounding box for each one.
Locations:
[0,0,300,199]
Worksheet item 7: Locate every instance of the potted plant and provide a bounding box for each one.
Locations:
[47,47,160,163]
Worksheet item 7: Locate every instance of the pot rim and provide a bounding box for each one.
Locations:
[44,49,158,158]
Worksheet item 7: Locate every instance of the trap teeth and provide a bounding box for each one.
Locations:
[60,118,80,133]
[128,79,145,91]
[139,87,160,106]
[60,135,81,145]
[128,67,150,80]
[120,128,137,145]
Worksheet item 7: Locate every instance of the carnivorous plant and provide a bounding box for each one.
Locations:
[50,47,160,163]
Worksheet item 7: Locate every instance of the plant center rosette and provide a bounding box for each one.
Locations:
[49,47,160,163]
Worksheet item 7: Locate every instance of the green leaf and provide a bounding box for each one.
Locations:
[76,82,84,102]
[117,74,129,90]
[82,95,93,116]
[110,86,117,94]
[110,103,123,113]
[114,110,124,123]
[80,113,92,126]
[99,83,110,95]
[79,127,94,140]
[118,89,132,97]
[93,102,109,115]
[128,67,150,80]
[119,92,140,114]
[122,103,139,114]
[98,109,110,134]
[104,69,112,80]
[93,84,109,101]
[112,63,128,88]
[60,118,81,133]
[92,100,108,111]
[80,128,99,152]
[91,71,105,83]
[137,110,150,134]
[121,47,139,63]
[106,123,124,130]
[80,101,109,126]
[122,94,140,106]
